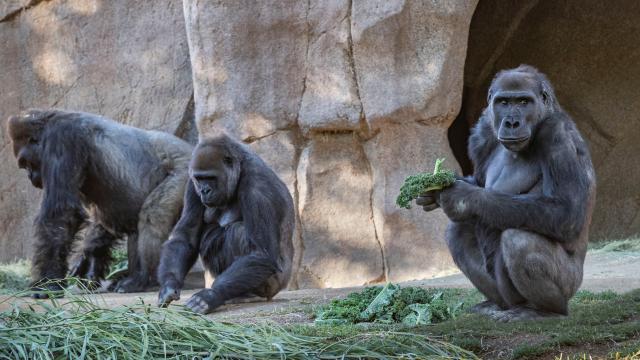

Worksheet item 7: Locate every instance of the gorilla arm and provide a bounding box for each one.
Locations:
[32,123,89,296]
[157,181,204,306]
[183,186,281,313]
[439,118,592,244]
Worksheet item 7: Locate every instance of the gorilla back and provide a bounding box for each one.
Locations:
[417,65,595,321]
[7,109,192,297]
[158,134,295,314]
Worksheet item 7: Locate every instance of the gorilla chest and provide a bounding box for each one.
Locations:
[485,148,541,195]
[204,205,241,226]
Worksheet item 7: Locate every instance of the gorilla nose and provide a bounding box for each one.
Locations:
[504,118,521,129]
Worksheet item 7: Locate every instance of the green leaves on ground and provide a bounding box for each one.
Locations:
[315,283,470,326]
[396,158,456,209]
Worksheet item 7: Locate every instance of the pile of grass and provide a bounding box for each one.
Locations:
[0,286,478,360]
[589,237,640,253]
[315,283,477,326]
[0,260,31,294]
[396,158,456,209]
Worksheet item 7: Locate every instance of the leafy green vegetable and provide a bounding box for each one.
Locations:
[316,284,469,326]
[396,158,456,209]
[106,247,128,281]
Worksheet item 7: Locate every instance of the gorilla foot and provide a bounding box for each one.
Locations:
[490,306,566,322]
[185,289,224,314]
[469,300,503,316]
[112,275,154,293]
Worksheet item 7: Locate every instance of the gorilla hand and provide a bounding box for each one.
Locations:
[185,289,224,314]
[69,254,104,290]
[416,190,440,212]
[438,180,480,221]
[158,282,181,307]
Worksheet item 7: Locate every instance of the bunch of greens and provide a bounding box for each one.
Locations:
[106,247,128,281]
[315,283,467,326]
[0,287,478,359]
[396,158,456,209]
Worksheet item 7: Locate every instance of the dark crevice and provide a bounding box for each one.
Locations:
[173,93,198,145]
[0,0,45,23]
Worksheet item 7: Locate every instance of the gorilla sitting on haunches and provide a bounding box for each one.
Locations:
[418,65,596,322]
[157,134,294,314]
[7,109,192,297]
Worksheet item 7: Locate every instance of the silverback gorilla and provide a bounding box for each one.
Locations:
[418,65,596,321]
[157,135,294,314]
[7,109,192,297]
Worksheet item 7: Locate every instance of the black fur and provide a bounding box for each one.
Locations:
[417,65,596,321]
[157,134,294,314]
[7,109,192,297]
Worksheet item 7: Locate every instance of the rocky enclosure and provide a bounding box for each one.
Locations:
[1,0,632,289]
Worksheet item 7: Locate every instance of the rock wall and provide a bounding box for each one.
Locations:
[453,0,640,241]
[185,0,477,287]
[0,0,478,289]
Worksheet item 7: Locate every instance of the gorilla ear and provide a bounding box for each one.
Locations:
[540,81,554,107]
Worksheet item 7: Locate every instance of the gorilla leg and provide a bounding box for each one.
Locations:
[446,221,508,312]
[186,222,278,314]
[114,169,188,293]
[69,223,117,284]
[494,229,583,321]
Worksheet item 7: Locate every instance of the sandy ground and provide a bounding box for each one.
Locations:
[1,250,639,324]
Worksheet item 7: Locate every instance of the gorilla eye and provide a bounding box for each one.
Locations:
[519,99,529,105]
[223,156,233,166]
[28,137,38,145]
[499,99,508,105]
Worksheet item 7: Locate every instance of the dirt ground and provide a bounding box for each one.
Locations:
[1,250,639,324]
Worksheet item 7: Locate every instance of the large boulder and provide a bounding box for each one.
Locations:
[0,0,193,262]
[186,0,477,287]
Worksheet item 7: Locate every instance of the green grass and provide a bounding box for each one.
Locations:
[589,237,640,252]
[422,289,640,359]
[0,284,478,360]
[0,260,31,294]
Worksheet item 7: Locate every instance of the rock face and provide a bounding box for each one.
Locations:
[185,0,477,287]
[0,0,479,289]
[0,0,193,262]
[455,0,640,240]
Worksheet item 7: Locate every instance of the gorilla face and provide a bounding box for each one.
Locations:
[490,72,546,152]
[189,142,240,208]
[7,115,44,188]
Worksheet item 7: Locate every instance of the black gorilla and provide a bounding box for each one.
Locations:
[157,134,294,314]
[418,65,596,321]
[7,109,192,297]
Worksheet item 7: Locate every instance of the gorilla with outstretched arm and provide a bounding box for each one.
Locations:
[157,134,294,314]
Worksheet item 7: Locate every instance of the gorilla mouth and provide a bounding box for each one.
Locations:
[499,136,529,144]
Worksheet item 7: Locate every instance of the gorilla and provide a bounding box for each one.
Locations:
[7,109,192,297]
[418,65,596,321]
[157,134,294,314]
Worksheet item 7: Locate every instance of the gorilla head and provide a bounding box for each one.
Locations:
[7,110,48,188]
[487,65,558,152]
[189,138,241,208]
